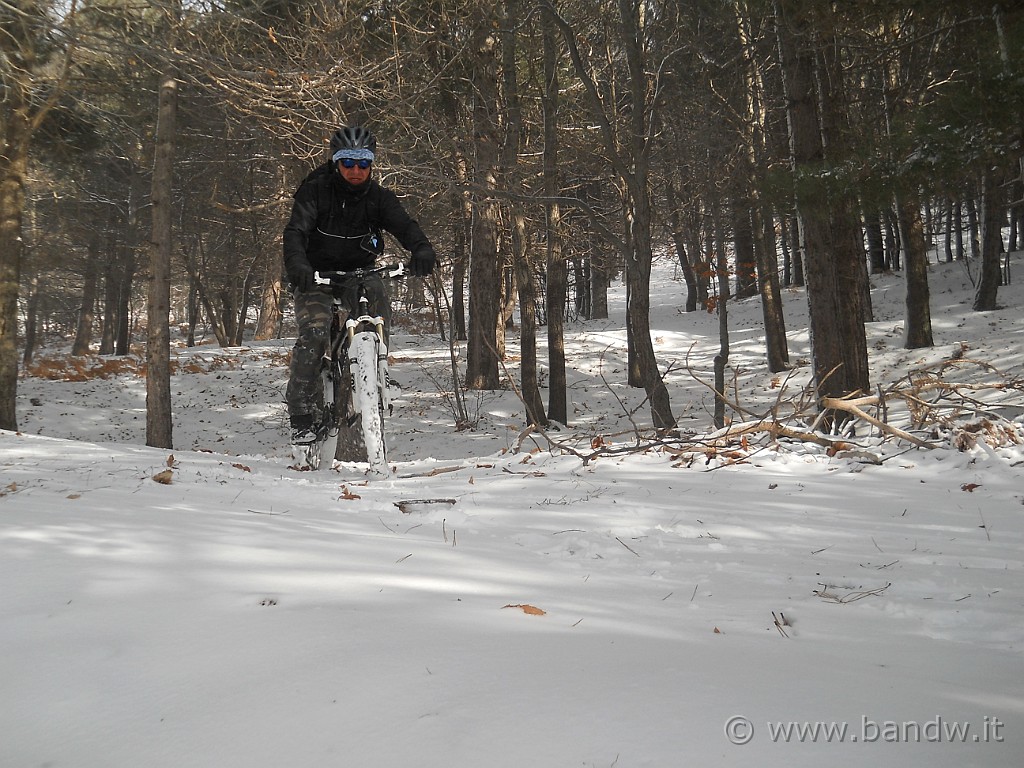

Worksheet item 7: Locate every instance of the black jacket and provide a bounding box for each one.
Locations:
[282,163,434,283]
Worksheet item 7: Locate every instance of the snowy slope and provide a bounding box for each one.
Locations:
[3,258,1023,767]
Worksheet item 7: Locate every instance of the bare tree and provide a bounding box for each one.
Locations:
[973,167,1006,311]
[734,0,789,372]
[70,234,100,355]
[775,0,870,412]
[0,0,78,429]
[542,0,674,430]
[146,63,177,450]
[500,0,546,426]
[540,8,568,425]
[899,196,934,347]
[465,3,503,390]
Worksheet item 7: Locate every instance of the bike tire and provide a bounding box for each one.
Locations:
[292,362,330,471]
[317,363,341,469]
[350,331,389,476]
[332,344,366,464]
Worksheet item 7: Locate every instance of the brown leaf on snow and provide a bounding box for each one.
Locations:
[151,469,174,485]
[232,463,252,472]
[503,603,546,616]
[961,483,981,492]
[339,485,361,500]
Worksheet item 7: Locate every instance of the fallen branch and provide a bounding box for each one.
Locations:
[394,498,457,514]
[813,582,891,604]
[821,394,935,448]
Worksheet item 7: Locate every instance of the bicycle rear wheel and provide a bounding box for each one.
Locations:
[292,361,336,471]
[350,331,389,476]
[316,362,342,469]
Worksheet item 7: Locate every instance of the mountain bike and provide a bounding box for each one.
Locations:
[292,262,405,475]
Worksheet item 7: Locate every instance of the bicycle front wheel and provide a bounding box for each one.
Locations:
[317,362,342,469]
[350,331,389,476]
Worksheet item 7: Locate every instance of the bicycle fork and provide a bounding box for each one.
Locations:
[346,292,392,415]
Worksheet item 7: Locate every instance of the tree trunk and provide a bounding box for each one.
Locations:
[451,157,470,341]
[542,11,568,425]
[0,127,29,429]
[625,198,674,430]
[884,209,900,270]
[183,239,230,347]
[497,256,514,355]
[71,235,101,356]
[619,0,673,430]
[713,211,731,431]
[954,200,966,261]
[776,0,870,410]
[865,211,886,272]
[897,193,933,348]
[943,201,954,262]
[99,246,117,355]
[21,274,39,367]
[0,0,72,420]
[0,2,37,429]
[780,214,794,286]
[542,0,673,429]
[498,0,545,427]
[512,214,546,427]
[572,259,589,319]
[465,10,501,391]
[859,227,874,324]
[255,266,282,341]
[146,69,177,449]
[732,200,757,299]
[788,213,804,286]
[666,181,698,312]
[186,277,198,347]
[755,203,789,372]
[967,195,981,259]
[733,4,788,371]
[115,163,146,356]
[589,254,610,320]
[973,168,1005,311]
[114,249,136,356]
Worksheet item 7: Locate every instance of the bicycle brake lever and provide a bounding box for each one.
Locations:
[387,263,406,279]
[313,271,331,285]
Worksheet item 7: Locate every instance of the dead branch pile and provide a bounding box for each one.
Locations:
[516,354,1024,467]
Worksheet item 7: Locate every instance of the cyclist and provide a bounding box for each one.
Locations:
[282,125,437,446]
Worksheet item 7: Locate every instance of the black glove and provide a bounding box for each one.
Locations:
[410,247,436,277]
[292,264,315,293]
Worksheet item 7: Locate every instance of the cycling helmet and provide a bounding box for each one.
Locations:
[330,126,377,162]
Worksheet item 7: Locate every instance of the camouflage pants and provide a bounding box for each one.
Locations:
[286,276,392,419]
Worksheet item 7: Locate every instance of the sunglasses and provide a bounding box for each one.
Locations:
[340,158,372,169]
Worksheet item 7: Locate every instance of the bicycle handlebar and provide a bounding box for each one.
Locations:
[314,262,406,286]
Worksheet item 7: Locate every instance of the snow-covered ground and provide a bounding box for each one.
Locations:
[3,258,1023,767]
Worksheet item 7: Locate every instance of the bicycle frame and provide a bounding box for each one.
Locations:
[304,263,404,474]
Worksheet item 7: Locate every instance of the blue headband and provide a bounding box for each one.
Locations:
[333,148,375,163]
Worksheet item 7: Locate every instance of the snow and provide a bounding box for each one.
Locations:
[3,258,1023,767]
